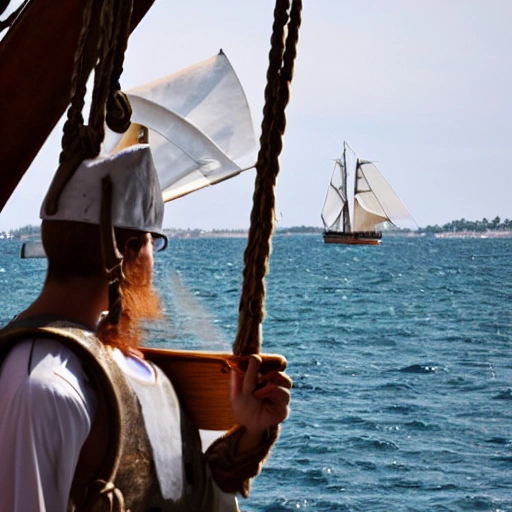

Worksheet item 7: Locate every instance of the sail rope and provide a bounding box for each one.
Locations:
[233,0,302,356]
[43,0,133,221]
[59,0,133,168]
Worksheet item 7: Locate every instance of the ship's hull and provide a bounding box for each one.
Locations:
[323,230,382,245]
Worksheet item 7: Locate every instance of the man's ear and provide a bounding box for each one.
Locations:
[123,237,144,260]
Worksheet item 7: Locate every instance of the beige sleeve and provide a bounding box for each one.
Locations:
[204,425,280,498]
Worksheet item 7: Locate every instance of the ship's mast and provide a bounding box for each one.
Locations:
[342,141,351,233]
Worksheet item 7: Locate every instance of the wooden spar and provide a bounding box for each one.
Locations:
[141,348,286,430]
[0,0,155,212]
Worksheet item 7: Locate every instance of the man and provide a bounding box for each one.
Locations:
[0,144,291,511]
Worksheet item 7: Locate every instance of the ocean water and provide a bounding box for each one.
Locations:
[1,235,511,511]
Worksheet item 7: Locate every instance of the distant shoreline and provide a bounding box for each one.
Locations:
[164,230,512,240]
[433,230,512,239]
[166,230,324,239]
[3,228,512,242]
[165,229,512,240]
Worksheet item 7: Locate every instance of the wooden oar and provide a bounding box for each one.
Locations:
[141,347,286,431]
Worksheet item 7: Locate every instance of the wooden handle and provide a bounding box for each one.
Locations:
[140,348,286,431]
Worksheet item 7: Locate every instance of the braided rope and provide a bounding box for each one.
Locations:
[46,0,133,217]
[106,0,134,134]
[59,0,95,164]
[87,0,117,155]
[233,0,302,356]
[59,0,133,164]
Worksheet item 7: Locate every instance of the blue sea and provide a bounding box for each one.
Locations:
[1,235,511,511]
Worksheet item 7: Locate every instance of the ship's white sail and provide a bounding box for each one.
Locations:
[321,142,413,234]
[321,158,346,231]
[355,160,412,231]
[103,50,257,202]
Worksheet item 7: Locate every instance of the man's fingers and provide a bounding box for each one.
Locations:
[256,370,293,390]
[253,382,291,404]
[243,354,262,396]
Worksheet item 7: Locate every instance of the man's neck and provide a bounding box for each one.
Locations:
[18,277,108,332]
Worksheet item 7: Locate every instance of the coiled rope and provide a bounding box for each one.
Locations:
[233,0,302,356]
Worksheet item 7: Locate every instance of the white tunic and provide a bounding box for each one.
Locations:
[0,338,96,512]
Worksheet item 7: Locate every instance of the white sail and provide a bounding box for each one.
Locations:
[103,50,257,202]
[353,162,389,231]
[353,200,389,231]
[354,160,412,230]
[321,159,346,231]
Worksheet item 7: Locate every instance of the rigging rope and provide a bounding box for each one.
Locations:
[233,0,302,356]
[44,0,133,216]
[60,0,133,166]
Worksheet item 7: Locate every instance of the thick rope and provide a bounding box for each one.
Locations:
[106,0,134,134]
[233,0,302,356]
[87,0,118,153]
[59,0,96,164]
[44,0,97,216]
[47,0,133,216]
[59,0,133,161]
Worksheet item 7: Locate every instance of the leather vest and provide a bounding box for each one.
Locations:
[0,320,213,512]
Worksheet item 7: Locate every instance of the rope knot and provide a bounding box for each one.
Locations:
[106,90,133,134]
[95,480,116,494]
[87,479,127,512]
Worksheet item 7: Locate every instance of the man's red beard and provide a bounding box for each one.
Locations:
[97,256,162,354]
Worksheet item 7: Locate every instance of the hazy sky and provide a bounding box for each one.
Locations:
[1,0,511,231]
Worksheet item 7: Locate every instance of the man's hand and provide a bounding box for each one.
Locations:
[230,354,292,452]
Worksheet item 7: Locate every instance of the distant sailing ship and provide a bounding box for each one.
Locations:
[321,142,413,245]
